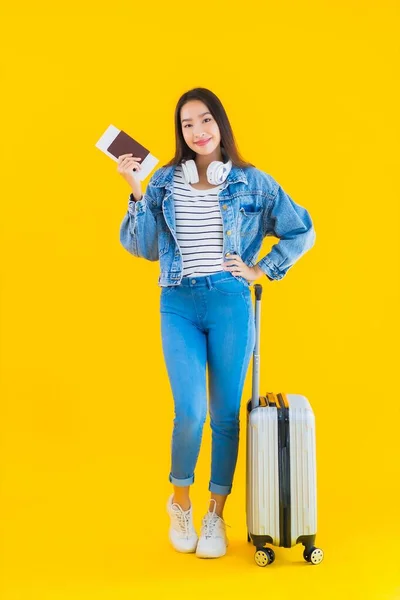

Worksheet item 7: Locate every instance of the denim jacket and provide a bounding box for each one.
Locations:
[119,164,316,287]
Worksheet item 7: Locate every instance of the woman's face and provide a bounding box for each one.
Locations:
[180,100,221,156]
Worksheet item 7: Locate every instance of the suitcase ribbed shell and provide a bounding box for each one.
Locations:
[246,393,317,547]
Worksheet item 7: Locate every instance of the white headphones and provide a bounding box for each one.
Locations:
[181,142,232,186]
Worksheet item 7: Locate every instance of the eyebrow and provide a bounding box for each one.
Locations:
[181,111,212,123]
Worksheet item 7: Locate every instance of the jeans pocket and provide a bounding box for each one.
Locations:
[211,276,247,296]
[161,285,176,297]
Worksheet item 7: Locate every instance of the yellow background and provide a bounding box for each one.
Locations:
[1,1,399,598]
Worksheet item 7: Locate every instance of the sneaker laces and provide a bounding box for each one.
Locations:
[171,502,192,536]
[201,499,231,538]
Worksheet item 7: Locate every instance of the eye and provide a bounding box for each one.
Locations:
[183,117,212,129]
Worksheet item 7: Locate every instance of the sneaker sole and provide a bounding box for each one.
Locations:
[168,531,198,553]
[196,544,227,558]
[196,550,227,558]
[172,546,198,554]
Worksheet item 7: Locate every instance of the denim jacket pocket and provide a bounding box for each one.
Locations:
[239,205,263,216]
[239,206,263,237]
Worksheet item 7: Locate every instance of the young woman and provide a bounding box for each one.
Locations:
[119,87,316,559]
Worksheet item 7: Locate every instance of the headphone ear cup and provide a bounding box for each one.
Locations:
[207,159,232,185]
[181,159,199,184]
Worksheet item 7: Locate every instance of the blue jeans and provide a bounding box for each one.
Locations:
[160,271,256,496]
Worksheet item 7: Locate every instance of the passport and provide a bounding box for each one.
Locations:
[95,124,159,181]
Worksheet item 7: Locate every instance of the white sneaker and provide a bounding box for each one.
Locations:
[196,499,230,558]
[166,494,198,553]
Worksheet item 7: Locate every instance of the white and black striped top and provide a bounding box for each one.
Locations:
[172,164,225,278]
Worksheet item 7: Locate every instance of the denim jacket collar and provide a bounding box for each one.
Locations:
[150,163,249,189]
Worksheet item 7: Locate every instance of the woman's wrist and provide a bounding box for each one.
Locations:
[130,190,143,202]
[251,265,265,278]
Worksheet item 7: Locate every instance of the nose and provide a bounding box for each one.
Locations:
[194,132,206,141]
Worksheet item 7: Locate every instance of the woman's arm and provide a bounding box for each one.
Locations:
[119,178,160,261]
[256,181,316,281]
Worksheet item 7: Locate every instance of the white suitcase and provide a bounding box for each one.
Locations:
[246,284,324,567]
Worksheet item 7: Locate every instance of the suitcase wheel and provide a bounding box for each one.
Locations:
[303,546,324,565]
[254,547,275,567]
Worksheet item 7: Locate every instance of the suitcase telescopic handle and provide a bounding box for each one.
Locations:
[251,284,263,410]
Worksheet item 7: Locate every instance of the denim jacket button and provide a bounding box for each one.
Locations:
[226,230,232,236]
[222,204,228,210]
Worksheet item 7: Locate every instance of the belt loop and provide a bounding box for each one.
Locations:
[206,275,212,290]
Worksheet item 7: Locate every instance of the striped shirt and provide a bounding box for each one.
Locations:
[173,164,225,278]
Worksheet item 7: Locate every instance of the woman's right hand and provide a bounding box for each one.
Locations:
[117,153,142,200]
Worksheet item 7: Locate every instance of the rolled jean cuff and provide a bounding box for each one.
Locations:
[169,473,194,487]
[209,481,232,495]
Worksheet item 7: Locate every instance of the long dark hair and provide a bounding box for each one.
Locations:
[162,87,256,169]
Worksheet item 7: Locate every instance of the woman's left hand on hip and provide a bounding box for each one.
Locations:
[222,255,264,282]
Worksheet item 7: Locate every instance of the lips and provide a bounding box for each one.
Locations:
[195,138,211,146]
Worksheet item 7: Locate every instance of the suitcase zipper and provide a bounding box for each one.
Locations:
[277,393,291,547]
